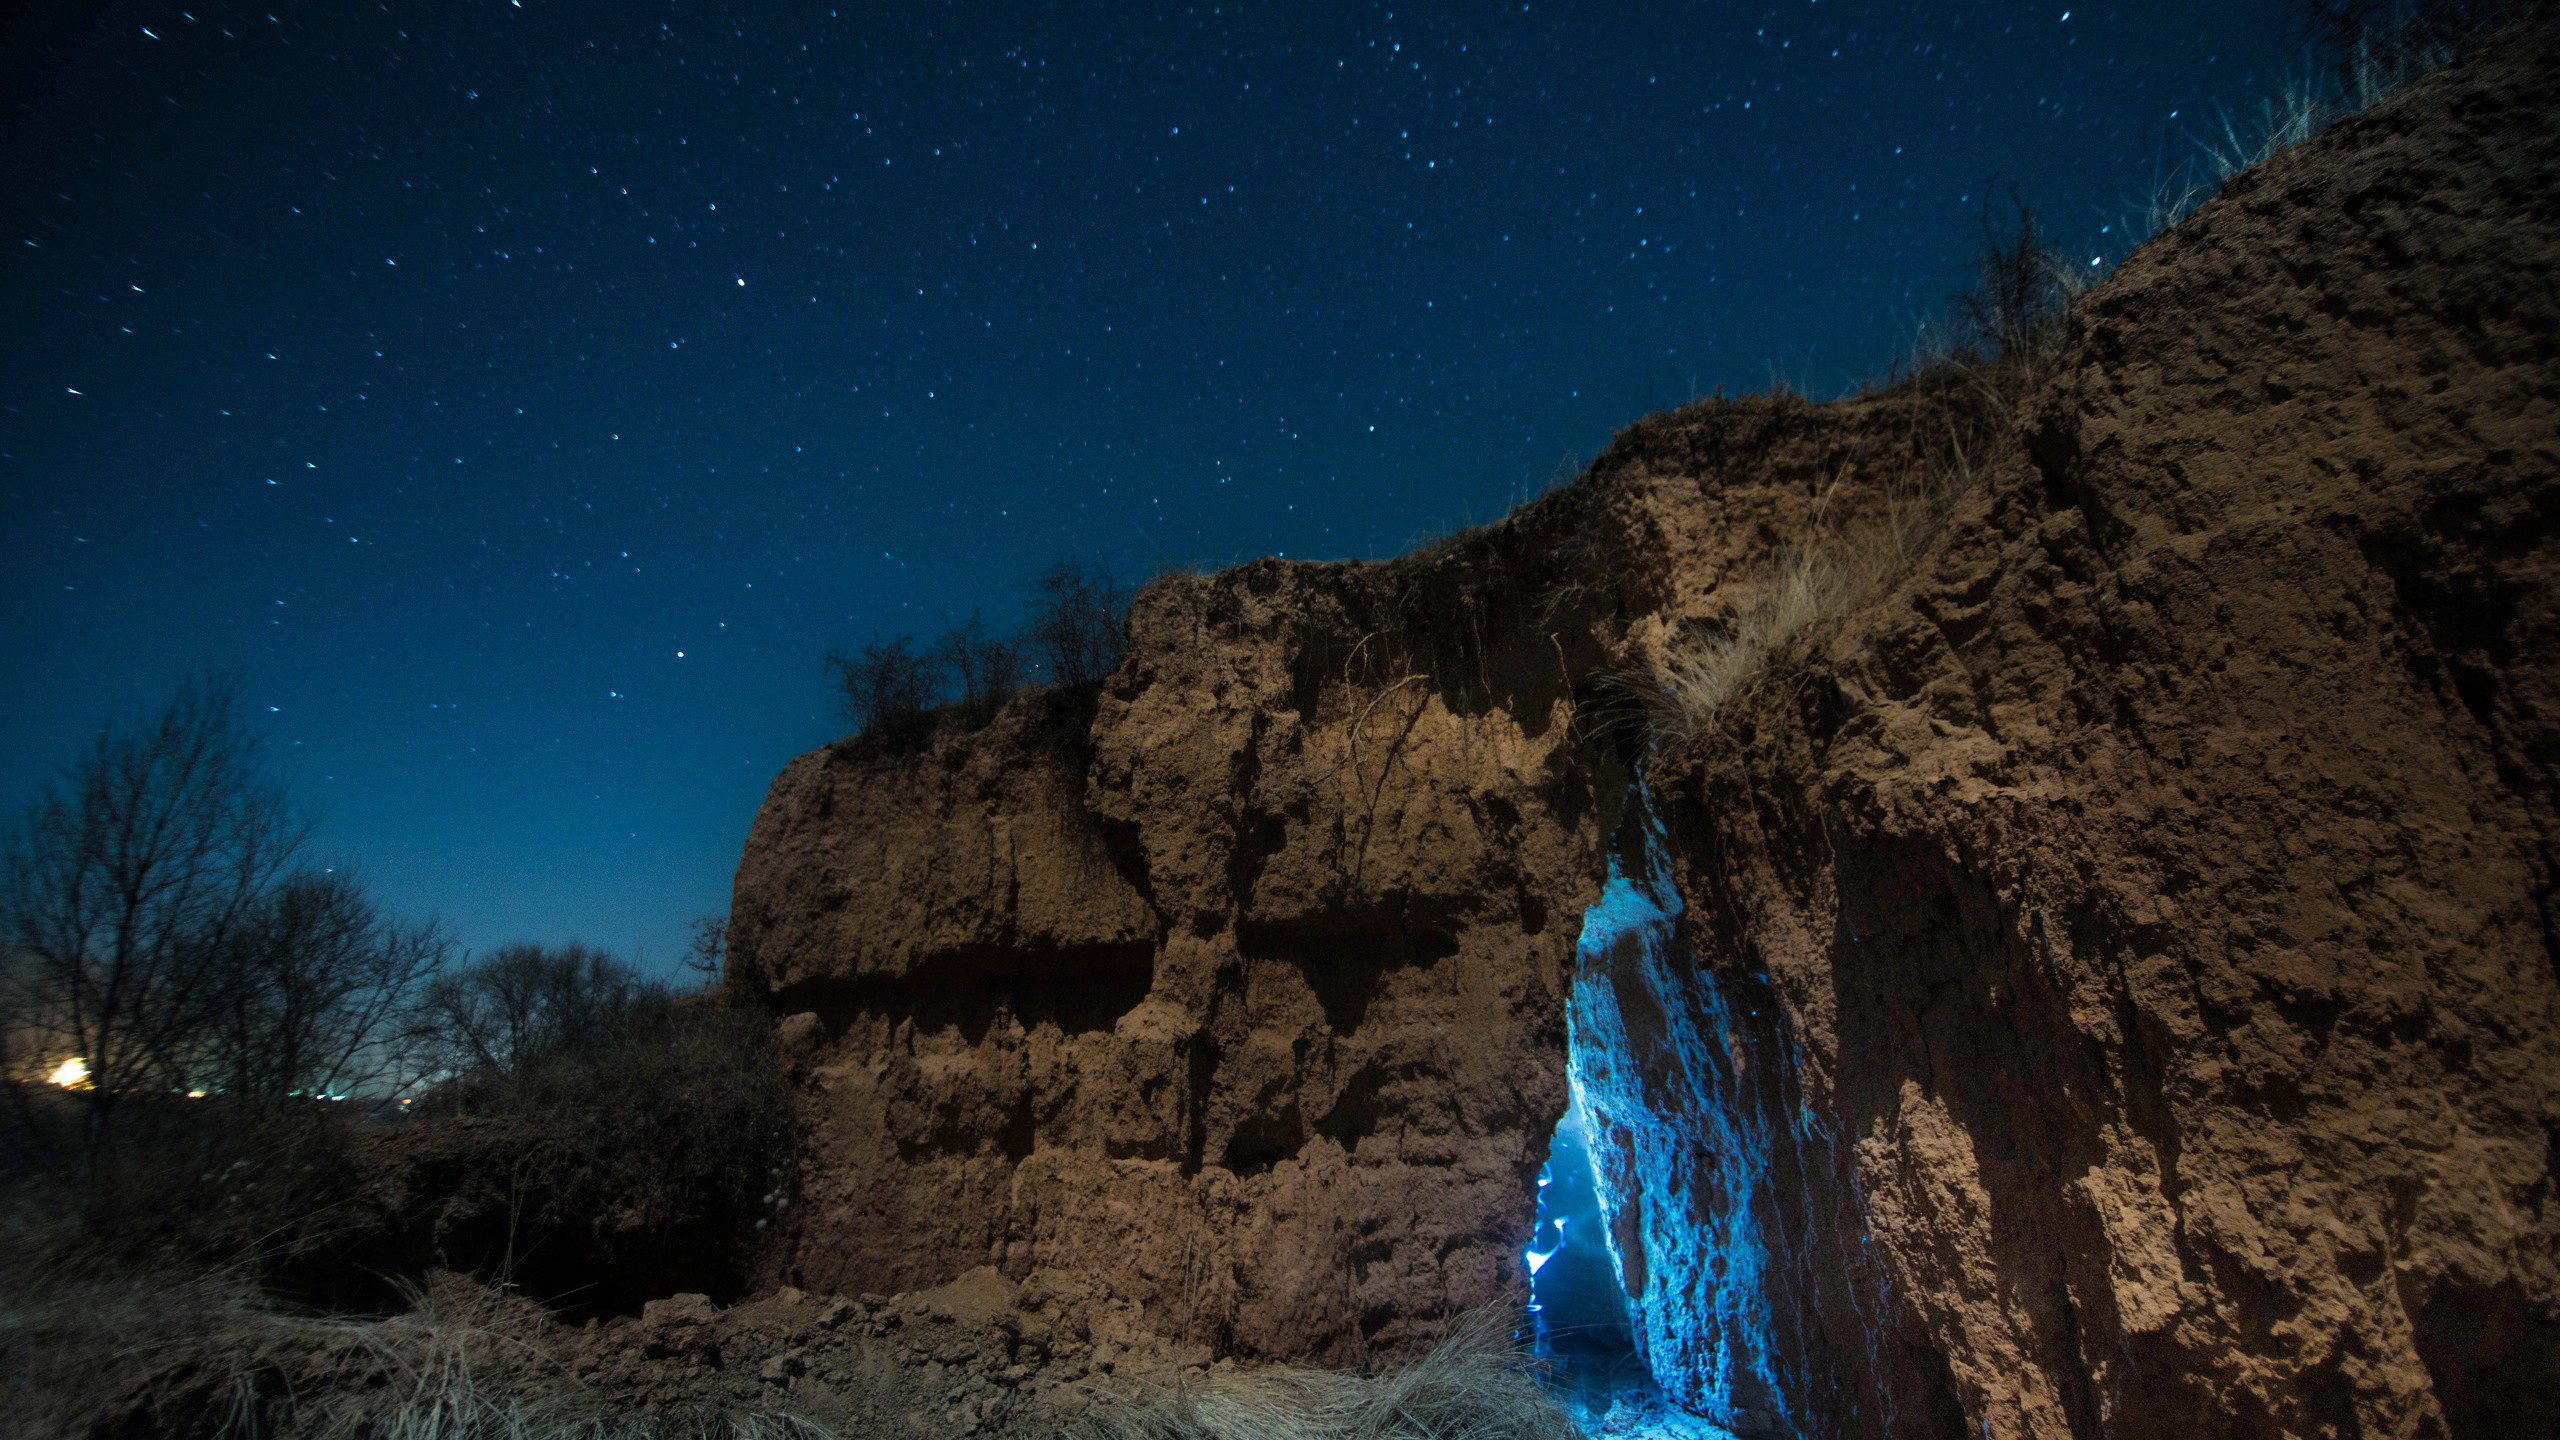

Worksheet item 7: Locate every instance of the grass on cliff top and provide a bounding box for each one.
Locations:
[1628,0,2553,760]
[1072,1309,1580,1440]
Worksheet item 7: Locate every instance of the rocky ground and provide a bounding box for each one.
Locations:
[570,1267,1204,1437]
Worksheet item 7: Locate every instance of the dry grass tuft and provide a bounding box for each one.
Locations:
[0,1211,832,1440]
[1632,469,1955,758]
[2112,1,2551,249]
[269,1276,840,1438]
[0,1197,305,1440]
[1071,1309,1580,1440]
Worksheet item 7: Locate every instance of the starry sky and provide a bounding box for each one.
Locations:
[5,0,2300,972]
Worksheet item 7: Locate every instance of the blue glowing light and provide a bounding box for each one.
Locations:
[1523,1091,1635,1412]
[1565,786,1789,1432]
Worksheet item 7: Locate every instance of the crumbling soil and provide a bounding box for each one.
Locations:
[551,1266,1194,1438]
[1613,14,2560,1439]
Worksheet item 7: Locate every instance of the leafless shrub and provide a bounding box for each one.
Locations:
[276,1275,837,1439]
[417,944,659,1084]
[0,1235,834,1440]
[1074,1308,1576,1440]
[1028,559,1132,688]
[822,633,940,738]
[0,1081,367,1278]
[938,611,1025,726]
[1903,182,2088,426]
[467,994,791,1262]
[681,913,727,984]
[414,952,793,1296]
[823,558,1133,737]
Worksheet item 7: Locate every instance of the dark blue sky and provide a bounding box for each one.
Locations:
[5,0,2296,971]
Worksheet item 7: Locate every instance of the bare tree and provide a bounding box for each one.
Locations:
[2,679,311,1142]
[939,612,1023,726]
[1,678,455,1154]
[823,634,941,736]
[197,871,450,1099]
[417,941,659,1082]
[1026,559,1131,688]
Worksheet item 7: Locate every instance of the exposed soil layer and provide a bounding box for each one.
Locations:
[730,551,1619,1369]
[715,15,2560,1438]
[1612,18,2560,1440]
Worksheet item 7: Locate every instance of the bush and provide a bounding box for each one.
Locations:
[939,611,1025,726]
[413,948,793,1302]
[0,1080,366,1292]
[823,559,1132,742]
[1950,184,2074,378]
[466,993,792,1249]
[1028,559,1132,688]
[823,634,940,737]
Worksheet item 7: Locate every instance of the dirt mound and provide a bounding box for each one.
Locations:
[730,547,1614,1368]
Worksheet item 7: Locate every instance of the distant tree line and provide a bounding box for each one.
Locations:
[825,557,1132,737]
[0,676,737,1162]
[0,680,440,1152]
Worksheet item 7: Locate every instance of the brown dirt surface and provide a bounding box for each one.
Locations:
[545,1267,1173,1437]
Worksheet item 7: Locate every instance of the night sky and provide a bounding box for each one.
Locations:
[5,0,2298,972]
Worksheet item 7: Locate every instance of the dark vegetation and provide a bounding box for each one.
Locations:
[0,679,797,1433]
[1,678,448,1142]
[404,943,794,1311]
[0,679,449,1290]
[826,558,1132,743]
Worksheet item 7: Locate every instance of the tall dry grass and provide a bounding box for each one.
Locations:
[0,1216,832,1440]
[2112,1,2551,251]
[1632,489,1947,759]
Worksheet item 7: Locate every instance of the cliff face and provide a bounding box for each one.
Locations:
[730,551,1625,1367]
[1594,20,2560,1440]
[729,15,2559,1436]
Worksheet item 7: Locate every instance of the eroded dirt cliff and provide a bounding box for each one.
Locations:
[731,545,1629,1368]
[728,14,2559,1436]
[1606,17,2560,1440]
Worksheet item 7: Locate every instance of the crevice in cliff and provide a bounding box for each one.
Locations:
[1523,1095,1644,1429]
[1566,783,1803,1437]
